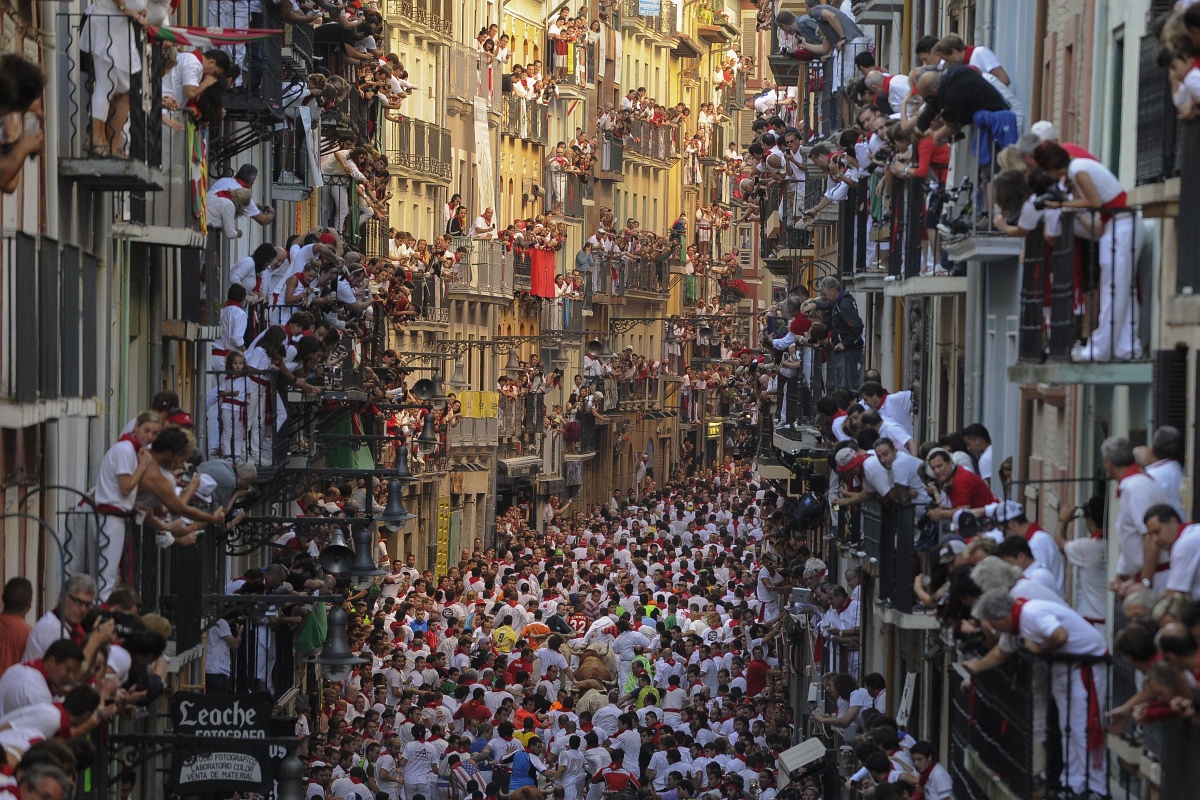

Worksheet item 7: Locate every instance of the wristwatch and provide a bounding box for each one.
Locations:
[1141,578,1152,588]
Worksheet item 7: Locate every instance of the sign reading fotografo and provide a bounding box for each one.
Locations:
[169,692,283,794]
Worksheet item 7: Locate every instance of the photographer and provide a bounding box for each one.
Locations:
[204,611,244,694]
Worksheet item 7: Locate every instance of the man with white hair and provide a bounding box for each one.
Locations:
[967,589,1108,798]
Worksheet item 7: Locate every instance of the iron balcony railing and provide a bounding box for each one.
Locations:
[885,176,928,280]
[1016,208,1148,364]
[55,13,164,184]
[551,39,596,89]
[383,0,452,36]
[544,168,587,218]
[626,118,677,162]
[600,133,624,173]
[759,179,814,256]
[719,71,747,115]
[861,500,917,609]
[836,180,872,276]
[502,96,550,144]
[1178,121,1200,294]
[621,0,676,35]
[388,119,453,181]
[498,396,524,438]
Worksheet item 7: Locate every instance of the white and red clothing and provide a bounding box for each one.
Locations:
[1166,523,1200,599]
[1002,598,1107,795]
[1145,458,1186,520]
[0,661,55,716]
[91,433,141,600]
[1067,158,1140,361]
[873,390,914,438]
[1024,523,1066,595]
[1115,466,1170,587]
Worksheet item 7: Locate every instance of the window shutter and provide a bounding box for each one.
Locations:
[1153,347,1188,433]
[741,12,757,61]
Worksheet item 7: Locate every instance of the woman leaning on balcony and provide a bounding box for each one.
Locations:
[1034,141,1141,363]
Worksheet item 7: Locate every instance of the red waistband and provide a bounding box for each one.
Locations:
[96,504,129,517]
[1157,561,1171,573]
[222,398,247,406]
[250,375,272,387]
[212,348,231,357]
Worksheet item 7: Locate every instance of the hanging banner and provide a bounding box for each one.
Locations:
[638,0,661,15]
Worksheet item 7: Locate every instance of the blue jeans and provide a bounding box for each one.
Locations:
[832,347,862,390]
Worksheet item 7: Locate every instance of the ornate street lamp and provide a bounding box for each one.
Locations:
[310,605,365,684]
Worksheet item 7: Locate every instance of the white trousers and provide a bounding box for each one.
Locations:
[207,0,248,79]
[1079,214,1140,361]
[220,403,248,460]
[97,513,127,601]
[1051,661,1108,795]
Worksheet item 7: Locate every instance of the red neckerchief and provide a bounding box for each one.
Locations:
[1009,597,1029,633]
[838,597,852,613]
[1091,527,1104,540]
[236,177,250,189]
[116,432,142,453]
[225,300,242,308]
[832,410,847,421]
[27,659,54,693]
[51,610,86,646]
[1116,464,1142,497]
[55,702,72,738]
[964,45,975,64]
[1023,522,1045,542]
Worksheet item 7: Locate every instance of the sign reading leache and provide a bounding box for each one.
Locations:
[169,692,280,795]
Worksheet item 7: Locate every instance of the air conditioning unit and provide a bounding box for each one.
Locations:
[531,184,543,198]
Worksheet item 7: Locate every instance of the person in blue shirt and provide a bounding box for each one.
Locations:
[505,737,564,790]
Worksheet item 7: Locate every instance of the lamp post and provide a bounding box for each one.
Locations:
[310,604,365,684]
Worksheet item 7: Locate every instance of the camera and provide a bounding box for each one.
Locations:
[1032,186,1066,211]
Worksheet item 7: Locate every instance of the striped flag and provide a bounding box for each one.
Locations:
[187,120,208,233]
[146,25,282,49]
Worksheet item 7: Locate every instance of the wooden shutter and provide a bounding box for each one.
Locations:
[1153,347,1188,433]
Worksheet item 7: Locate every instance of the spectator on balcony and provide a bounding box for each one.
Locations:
[960,423,993,483]
[1051,495,1108,628]
[860,71,908,122]
[0,55,44,194]
[321,135,369,234]
[0,579,32,677]
[1034,141,1140,362]
[1144,504,1200,600]
[924,447,996,524]
[80,0,171,157]
[1136,425,1187,519]
[0,639,87,717]
[993,535,1062,596]
[968,589,1108,798]
[1104,436,1170,597]
[23,575,99,665]
[162,49,231,123]
[812,277,862,390]
[857,381,913,439]
[446,206,469,237]
[911,65,1012,147]
[472,208,498,240]
[931,34,1010,85]
[802,0,869,94]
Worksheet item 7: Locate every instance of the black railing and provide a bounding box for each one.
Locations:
[1136,27,1181,185]
[837,180,871,276]
[1015,208,1146,363]
[57,13,163,172]
[861,500,916,609]
[886,177,927,279]
[626,119,676,161]
[1179,121,1200,294]
[502,96,549,144]
[950,656,1036,800]
[513,248,533,293]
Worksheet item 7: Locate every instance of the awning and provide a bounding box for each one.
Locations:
[499,456,542,481]
[756,455,794,480]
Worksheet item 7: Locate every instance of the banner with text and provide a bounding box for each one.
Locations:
[169,692,282,795]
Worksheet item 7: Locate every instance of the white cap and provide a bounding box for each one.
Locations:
[195,473,219,505]
[107,645,132,683]
[984,499,1025,522]
[1030,120,1058,142]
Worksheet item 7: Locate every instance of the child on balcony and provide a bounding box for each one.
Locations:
[1161,47,1200,120]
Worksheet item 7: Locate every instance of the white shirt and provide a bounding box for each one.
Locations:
[230,256,258,292]
[206,618,234,676]
[401,739,436,784]
[210,177,262,218]
[878,388,912,434]
[921,762,953,800]
[1145,459,1186,519]
[1167,524,1200,599]
[93,438,139,512]
[1025,527,1066,595]
[214,303,247,354]
[977,444,994,482]
[1001,598,1107,657]
[875,419,912,451]
[23,612,73,663]
[1064,536,1108,622]
[0,664,53,716]
[1115,471,1170,582]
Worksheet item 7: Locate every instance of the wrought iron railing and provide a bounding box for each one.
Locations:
[626,119,677,162]
[600,133,624,173]
[1014,208,1146,364]
[544,169,586,218]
